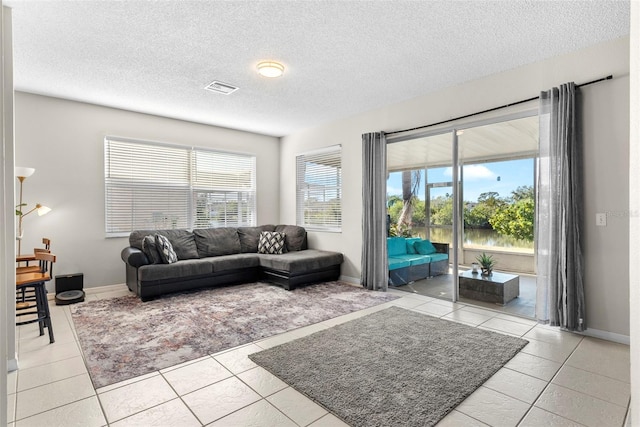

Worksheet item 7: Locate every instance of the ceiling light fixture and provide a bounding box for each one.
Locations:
[257,61,284,78]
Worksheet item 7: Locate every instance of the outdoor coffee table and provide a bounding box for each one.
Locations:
[458,270,520,305]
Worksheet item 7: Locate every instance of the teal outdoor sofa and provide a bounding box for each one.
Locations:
[387,237,449,286]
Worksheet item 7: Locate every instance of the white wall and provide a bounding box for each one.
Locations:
[14,92,280,288]
[628,0,639,421]
[1,5,13,424]
[281,36,631,337]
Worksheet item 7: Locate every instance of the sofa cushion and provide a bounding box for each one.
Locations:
[258,231,286,254]
[392,254,431,266]
[405,237,421,254]
[138,259,212,282]
[388,257,411,271]
[258,249,343,274]
[275,225,307,252]
[202,253,261,272]
[193,227,241,257]
[414,239,437,255]
[142,235,163,264]
[155,234,178,264]
[237,225,276,253]
[129,229,199,260]
[429,253,449,262]
[387,237,407,256]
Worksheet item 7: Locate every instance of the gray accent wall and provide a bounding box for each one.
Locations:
[14,92,280,288]
[280,36,631,338]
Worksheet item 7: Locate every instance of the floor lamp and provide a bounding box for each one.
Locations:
[15,167,51,255]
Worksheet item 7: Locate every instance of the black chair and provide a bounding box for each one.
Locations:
[16,252,56,343]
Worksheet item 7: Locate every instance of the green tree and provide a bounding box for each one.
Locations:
[412,199,426,227]
[490,198,535,241]
[431,195,453,226]
[464,192,505,229]
[387,198,403,225]
[387,195,402,208]
[465,203,495,228]
[477,191,502,206]
[387,197,425,228]
[510,185,534,202]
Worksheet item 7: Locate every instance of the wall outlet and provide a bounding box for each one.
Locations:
[596,213,607,227]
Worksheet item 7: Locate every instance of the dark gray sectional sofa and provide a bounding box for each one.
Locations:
[121,224,344,301]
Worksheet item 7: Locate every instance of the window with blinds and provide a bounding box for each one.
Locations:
[296,145,342,232]
[104,137,256,236]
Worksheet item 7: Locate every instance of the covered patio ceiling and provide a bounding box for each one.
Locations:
[387,115,539,172]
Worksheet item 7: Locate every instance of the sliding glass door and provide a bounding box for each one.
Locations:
[387,130,457,299]
[386,112,538,315]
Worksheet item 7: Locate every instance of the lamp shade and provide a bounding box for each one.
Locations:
[36,205,51,216]
[15,167,35,178]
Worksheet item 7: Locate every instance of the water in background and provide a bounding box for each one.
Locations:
[411,227,534,253]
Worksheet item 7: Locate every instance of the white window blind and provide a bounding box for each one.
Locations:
[191,149,256,229]
[105,137,256,236]
[296,145,342,231]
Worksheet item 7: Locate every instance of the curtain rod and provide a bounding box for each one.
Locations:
[384,75,613,136]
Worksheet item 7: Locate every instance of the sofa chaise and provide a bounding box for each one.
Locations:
[387,237,449,286]
[121,224,343,301]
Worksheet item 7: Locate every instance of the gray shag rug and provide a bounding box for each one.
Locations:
[250,306,528,427]
[70,281,398,389]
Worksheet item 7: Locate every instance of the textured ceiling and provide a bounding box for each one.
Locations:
[6,1,630,137]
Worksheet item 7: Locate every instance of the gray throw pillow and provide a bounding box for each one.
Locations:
[142,235,163,264]
[155,234,178,264]
[257,231,286,255]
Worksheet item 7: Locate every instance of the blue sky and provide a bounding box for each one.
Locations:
[387,158,535,203]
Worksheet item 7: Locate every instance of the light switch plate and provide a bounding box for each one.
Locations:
[596,213,607,226]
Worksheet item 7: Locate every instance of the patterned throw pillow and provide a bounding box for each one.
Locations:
[142,235,163,264]
[257,231,286,255]
[155,234,178,264]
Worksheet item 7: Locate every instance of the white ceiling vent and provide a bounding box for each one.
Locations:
[204,81,239,95]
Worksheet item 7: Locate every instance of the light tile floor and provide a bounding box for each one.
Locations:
[7,285,631,427]
[394,271,537,318]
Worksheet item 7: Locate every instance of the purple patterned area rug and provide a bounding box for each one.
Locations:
[70,281,399,389]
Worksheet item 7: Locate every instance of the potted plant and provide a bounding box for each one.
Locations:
[476,252,496,276]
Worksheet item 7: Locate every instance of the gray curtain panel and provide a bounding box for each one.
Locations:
[361,132,388,291]
[536,82,586,331]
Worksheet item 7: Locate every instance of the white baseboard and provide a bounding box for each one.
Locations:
[46,283,129,300]
[579,328,630,345]
[8,355,18,372]
[339,275,360,285]
[84,283,128,295]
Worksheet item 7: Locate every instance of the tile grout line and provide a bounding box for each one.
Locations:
[454,316,541,426]
[515,329,579,425]
[13,290,628,427]
[520,333,623,426]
